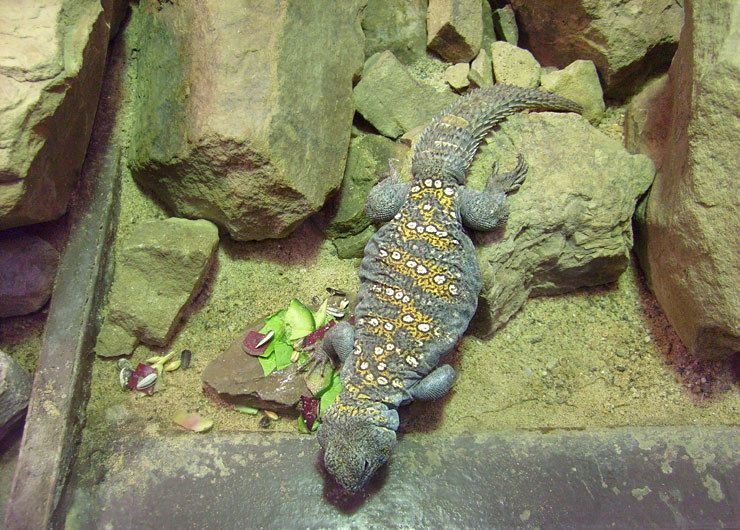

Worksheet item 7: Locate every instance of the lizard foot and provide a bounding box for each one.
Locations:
[298,345,336,377]
[488,155,528,194]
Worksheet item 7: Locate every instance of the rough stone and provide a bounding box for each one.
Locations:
[480,0,497,51]
[0,351,32,442]
[468,49,493,87]
[0,0,122,230]
[491,41,541,88]
[362,0,427,64]
[493,4,519,45]
[93,319,138,358]
[624,74,671,171]
[127,0,365,241]
[445,63,471,90]
[107,218,219,347]
[333,225,377,259]
[469,112,654,333]
[354,51,457,138]
[427,0,483,63]
[639,0,740,360]
[510,0,684,99]
[327,134,409,239]
[202,322,311,413]
[540,60,605,124]
[0,231,59,317]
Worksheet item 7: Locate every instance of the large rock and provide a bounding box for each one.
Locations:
[0,350,32,441]
[638,0,740,360]
[353,51,457,138]
[0,231,59,317]
[510,0,684,99]
[362,0,427,64]
[127,0,365,241]
[470,113,654,332]
[426,0,483,63]
[102,218,219,349]
[540,60,605,124]
[0,0,123,230]
[491,41,542,88]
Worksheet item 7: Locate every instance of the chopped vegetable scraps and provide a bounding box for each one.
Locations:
[172,410,213,432]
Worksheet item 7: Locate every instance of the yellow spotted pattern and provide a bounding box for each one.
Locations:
[379,248,456,300]
[394,183,459,251]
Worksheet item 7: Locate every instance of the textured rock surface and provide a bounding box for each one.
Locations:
[493,5,519,45]
[362,0,427,64]
[426,0,483,63]
[468,49,493,87]
[0,0,123,230]
[0,351,31,441]
[127,0,365,241]
[491,41,541,88]
[0,231,59,317]
[510,0,684,99]
[105,218,219,347]
[327,134,409,239]
[470,113,654,333]
[445,63,470,90]
[639,0,740,360]
[540,60,605,124]
[624,74,671,170]
[353,51,457,138]
[333,225,377,259]
[93,319,138,358]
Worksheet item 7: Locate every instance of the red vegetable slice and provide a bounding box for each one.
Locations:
[242,330,271,356]
[301,395,320,431]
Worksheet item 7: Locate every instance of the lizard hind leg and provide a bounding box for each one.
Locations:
[410,364,457,401]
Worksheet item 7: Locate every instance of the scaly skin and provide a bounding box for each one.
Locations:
[314,85,582,492]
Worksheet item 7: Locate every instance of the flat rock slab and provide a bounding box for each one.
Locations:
[61,426,740,529]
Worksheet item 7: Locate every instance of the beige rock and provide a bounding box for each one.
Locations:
[491,41,541,88]
[0,350,32,441]
[470,113,654,333]
[640,0,740,359]
[540,60,605,124]
[427,0,483,63]
[469,49,493,87]
[107,218,219,347]
[0,0,122,230]
[445,63,471,90]
[128,0,365,241]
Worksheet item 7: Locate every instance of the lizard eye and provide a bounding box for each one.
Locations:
[362,459,370,473]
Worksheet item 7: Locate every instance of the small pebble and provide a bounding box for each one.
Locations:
[259,416,271,429]
[181,349,192,370]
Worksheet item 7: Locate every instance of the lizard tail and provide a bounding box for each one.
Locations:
[411,84,583,183]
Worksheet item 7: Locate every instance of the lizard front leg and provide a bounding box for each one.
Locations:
[410,364,457,401]
[299,321,354,376]
[365,159,410,222]
[459,155,528,231]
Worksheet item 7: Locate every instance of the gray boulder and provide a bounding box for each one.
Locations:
[470,112,654,332]
[0,350,32,441]
[637,0,740,360]
[127,0,365,241]
[510,0,684,99]
[0,0,124,230]
[98,218,219,354]
[0,231,59,317]
[426,0,483,63]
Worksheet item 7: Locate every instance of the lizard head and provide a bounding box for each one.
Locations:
[317,398,398,493]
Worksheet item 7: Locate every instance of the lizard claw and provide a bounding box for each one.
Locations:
[298,346,335,377]
[487,155,528,193]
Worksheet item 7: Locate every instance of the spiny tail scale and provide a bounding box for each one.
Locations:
[411,85,583,183]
